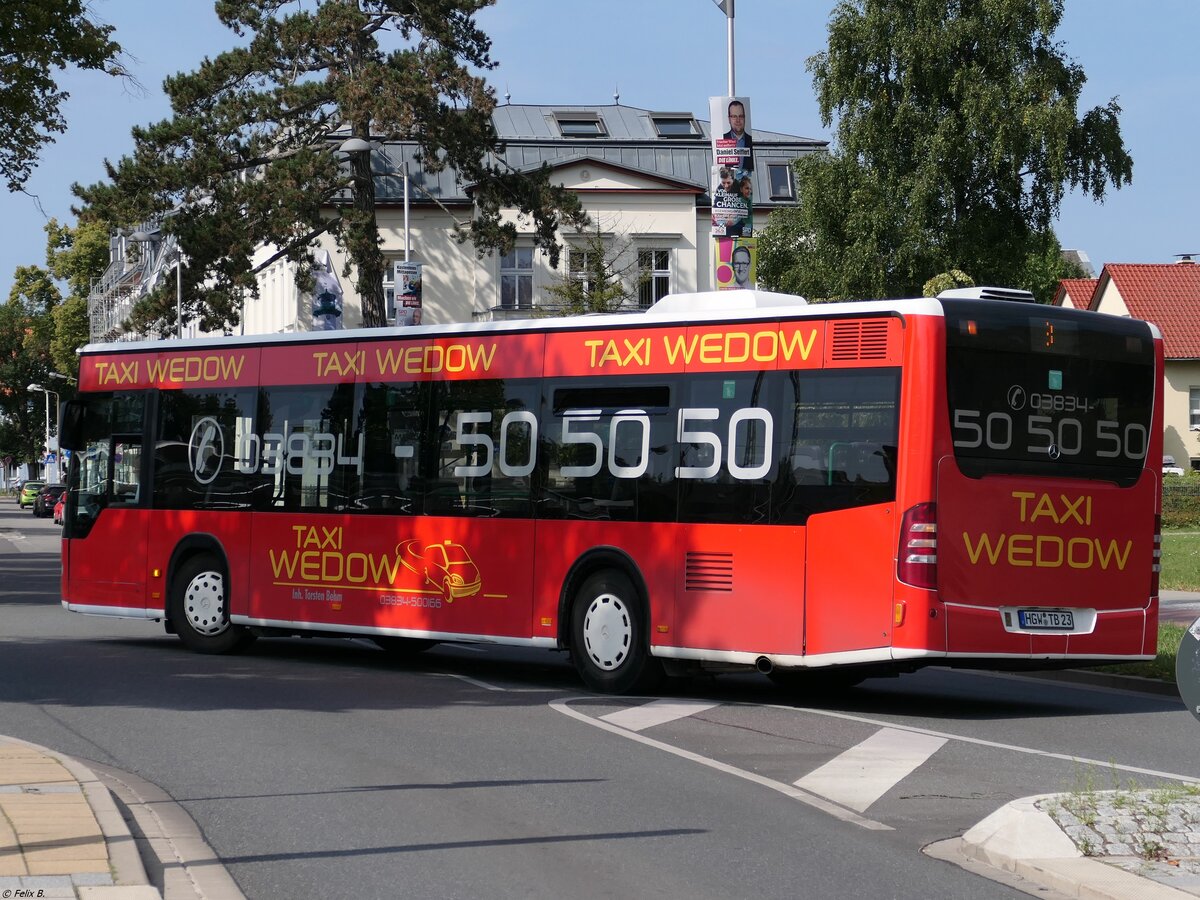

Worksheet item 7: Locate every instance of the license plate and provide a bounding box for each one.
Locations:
[1017,609,1074,630]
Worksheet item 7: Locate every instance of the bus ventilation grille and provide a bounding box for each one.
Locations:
[685,552,734,592]
[830,320,890,360]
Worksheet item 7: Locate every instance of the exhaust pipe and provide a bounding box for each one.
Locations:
[755,656,774,674]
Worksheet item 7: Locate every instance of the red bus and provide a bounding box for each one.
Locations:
[58,288,1163,694]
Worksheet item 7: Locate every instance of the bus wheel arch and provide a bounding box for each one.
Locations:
[166,537,255,654]
[560,549,662,694]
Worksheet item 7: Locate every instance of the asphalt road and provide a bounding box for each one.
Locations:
[3,501,1197,899]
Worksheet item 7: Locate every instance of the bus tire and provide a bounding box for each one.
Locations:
[170,554,255,654]
[373,637,437,657]
[570,569,662,695]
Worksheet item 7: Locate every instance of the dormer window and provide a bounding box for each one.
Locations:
[554,112,606,137]
[652,115,700,138]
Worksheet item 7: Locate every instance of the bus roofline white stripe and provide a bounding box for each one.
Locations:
[64,603,164,620]
[230,615,557,648]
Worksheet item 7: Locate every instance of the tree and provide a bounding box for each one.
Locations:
[76,0,587,333]
[45,217,110,377]
[758,0,1131,303]
[542,224,650,316]
[0,268,61,466]
[1,0,124,192]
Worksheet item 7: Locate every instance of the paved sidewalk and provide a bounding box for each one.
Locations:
[0,736,161,900]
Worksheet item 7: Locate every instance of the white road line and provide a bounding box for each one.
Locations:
[600,699,720,732]
[764,697,1200,785]
[552,698,892,831]
[793,727,947,812]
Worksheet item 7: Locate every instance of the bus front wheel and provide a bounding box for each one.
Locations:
[170,555,255,654]
[570,569,662,695]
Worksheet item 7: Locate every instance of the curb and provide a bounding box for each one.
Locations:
[956,794,1197,900]
[5,736,162,900]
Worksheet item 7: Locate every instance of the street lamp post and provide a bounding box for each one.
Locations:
[338,136,410,262]
[712,0,735,96]
[26,383,59,479]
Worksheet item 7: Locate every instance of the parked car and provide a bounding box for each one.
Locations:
[18,480,44,509]
[1164,455,1186,476]
[32,483,65,518]
[52,491,66,525]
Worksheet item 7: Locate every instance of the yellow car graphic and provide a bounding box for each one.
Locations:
[397,539,482,602]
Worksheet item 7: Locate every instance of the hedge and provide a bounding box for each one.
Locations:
[1163,477,1200,529]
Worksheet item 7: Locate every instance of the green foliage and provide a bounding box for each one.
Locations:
[0,0,124,191]
[0,270,60,465]
[541,224,647,315]
[1160,530,1200,591]
[759,0,1131,302]
[76,0,586,332]
[1163,480,1200,530]
[922,269,974,297]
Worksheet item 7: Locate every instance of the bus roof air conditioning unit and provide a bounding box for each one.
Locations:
[936,287,1037,303]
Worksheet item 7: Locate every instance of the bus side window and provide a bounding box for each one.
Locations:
[109,439,142,505]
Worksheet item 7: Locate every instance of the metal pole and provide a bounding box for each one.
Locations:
[727,2,735,96]
[42,393,50,478]
[403,161,410,264]
[176,258,183,338]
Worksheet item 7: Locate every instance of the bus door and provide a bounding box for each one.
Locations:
[64,393,150,612]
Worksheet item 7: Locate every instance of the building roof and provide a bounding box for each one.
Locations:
[1099,262,1200,358]
[368,103,826,210]
[1052,278,1097,308]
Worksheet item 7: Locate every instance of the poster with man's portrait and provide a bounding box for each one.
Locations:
[710,96,754,173]
[715,237,757,291]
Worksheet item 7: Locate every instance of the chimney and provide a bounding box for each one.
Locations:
[1174,253,1197,264]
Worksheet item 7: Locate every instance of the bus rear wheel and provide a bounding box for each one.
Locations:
[570,569,662,695]
[170,555,255,654]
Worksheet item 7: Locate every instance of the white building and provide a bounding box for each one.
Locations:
[90,104,825,338]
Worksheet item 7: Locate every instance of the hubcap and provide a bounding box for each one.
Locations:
[583,593,631,671]
[183,571,229,636]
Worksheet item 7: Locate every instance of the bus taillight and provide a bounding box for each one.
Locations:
[1151,514,1162,597]
[898,502,938,590]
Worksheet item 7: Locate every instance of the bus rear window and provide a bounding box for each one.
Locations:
[942,300,1154,487]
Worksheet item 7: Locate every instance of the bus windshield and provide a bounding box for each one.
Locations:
[943,299,1155,487]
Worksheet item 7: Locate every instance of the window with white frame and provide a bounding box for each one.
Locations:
[638,249,671,308]
[569,246,603,298]
[500,247,533,309]
[1191,387,1200,430]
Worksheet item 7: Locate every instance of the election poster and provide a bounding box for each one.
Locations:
[715,237,757,291]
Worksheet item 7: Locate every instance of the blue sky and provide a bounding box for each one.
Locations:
[3,0,1196,297]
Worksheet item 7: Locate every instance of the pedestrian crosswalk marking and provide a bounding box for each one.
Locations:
[793,727,948,812]
[600,699,720,732]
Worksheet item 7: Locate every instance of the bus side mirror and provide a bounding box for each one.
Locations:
[60,399,84,451]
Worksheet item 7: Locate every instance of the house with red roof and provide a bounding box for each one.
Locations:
[1060,261,1200,469]
[1052,278,1098,309]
